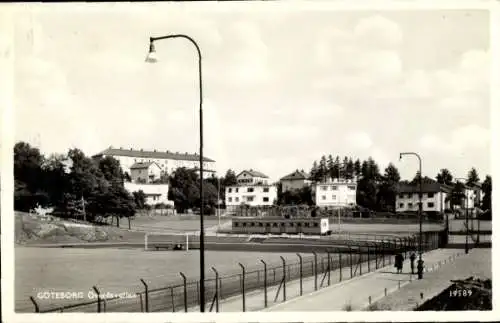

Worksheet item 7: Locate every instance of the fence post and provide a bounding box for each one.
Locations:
[382,241,386,267]
[30,296,40,313]
[367,245,371,272]
[170,287,175,312]
[280,256,287,301]
[180,272,188,312]
[93,286,101,313]
[260,259,268,308]
[338,252,342,282]
[238,263,246,312]
[327,251,331,286]
[313,251,318,291]
[211,267,219,312]
[349,247,353,278]
[140,279,149,312]
[297,253,303,296]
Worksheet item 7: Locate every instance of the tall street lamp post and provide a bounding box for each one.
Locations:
[456,178,469,254]
[399,152,424,279]
[145,34,206,312]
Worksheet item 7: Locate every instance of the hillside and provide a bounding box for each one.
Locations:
[15,212,145,245]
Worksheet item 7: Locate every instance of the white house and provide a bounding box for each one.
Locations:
[93,146,216,179]
[396,180,452,213]
[124,182,174,207]
[314,178,357,208]
[225,170,277,213]
[130,162,162,183]
[280,169,311,192]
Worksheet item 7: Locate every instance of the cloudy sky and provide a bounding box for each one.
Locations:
[13,3,490,182]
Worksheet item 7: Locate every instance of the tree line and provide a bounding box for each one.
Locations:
[14,141,240,220]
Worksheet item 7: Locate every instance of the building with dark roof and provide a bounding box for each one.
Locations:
[280,169,311,192]
[396,178,453,213]
[92,146,216,179]
[130,162,162,184]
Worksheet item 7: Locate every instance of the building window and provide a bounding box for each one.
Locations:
[272,223,278,227]
[235,197,239,202]
[281,223,285,227]
[263,197,269,202]
[314,223,319,227]
[242,223,247,227]
[427,193,435,198]
[305,223,310,227]
[234,223,239,227]
[297,223,302,227]
[266,223,271,227]
[228,188,232,193]
[331,186,338,190]
[427,202,435,208]
[407,193,413,199]
[263,187,269,192]
[321,186,327,191]
[259,223,264,227]
[235,188,239,193]
[399,194,405,198]
[348,186,356,190]
[289,223,294,227]
[408,203,413,208]
[399,203,404,208]
[251,222,255,226]
[332,195,337,200]
[228,197,232,202]
[247,196,254,202]
[248,187,254,193]
[321,195,326,200]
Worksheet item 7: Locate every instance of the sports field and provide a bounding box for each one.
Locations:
[15,247,301,312]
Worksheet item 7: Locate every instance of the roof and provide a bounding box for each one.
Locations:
[280,169,309,181]
[93,147,215,162]
[130,162,160,169]
[397,179,453,194]
[237,169,269,179]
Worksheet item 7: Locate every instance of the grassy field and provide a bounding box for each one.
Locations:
[15,247,304,312]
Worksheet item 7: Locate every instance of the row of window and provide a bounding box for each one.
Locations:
[320,195,355,200]
[320,185,356,191]
[228,196,270,203]
[399,192,435,199]
[398,202,435,208]
[227,187,270,193]
[234,222,320,228]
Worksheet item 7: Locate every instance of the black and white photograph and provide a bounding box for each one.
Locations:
[1,1,496,322]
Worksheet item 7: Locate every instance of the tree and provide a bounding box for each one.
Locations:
[481,175,492,213]
[222,169,237,187]
[345,157,355,180]
[310,161,320,182]
[466,168,480,186]
[327,155,335,180]
[356,178,378,210]
[133,190,147,209]
[436,168,453,186]
[354,159,362,178]
[319,155,328,181]
[14,142,46,210]
[450,181,466,210]
[333,156,341,180]
[168,167,200,213]
[341,156,349,179]
[376,163,401,212]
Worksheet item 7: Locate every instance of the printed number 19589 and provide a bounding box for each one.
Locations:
[449,289,472,297]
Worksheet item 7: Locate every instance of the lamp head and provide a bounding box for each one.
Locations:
[399,153,402,161]
[145,42,158,63]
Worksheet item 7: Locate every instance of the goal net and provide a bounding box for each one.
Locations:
[144,232,200,251]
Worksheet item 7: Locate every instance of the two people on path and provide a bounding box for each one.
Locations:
[409,252,417,274]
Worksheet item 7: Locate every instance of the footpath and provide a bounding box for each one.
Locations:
[187,248,462,312]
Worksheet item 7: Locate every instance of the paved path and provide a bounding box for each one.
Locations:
[250,249,462,312]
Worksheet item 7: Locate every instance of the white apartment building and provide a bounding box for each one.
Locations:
[396,180,452,213]
[124,182,174,207]
[280,169,312,192]
[314,178,357,208]
[225,170,277,212]
[93,146,216,179]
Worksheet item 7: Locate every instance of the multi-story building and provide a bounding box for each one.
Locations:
[314,178,357,208]
[130,162,162,183]
[225,170,277,213]
[279,169,311,192]
[396,180,452,213]
[93,146,216,179]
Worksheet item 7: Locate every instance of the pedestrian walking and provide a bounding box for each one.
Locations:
[409,252,416,274]
[395,253,404,274]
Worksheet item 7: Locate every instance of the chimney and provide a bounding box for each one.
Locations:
[154,149,157,152]
[140,149,143,152]
[130,148,132,151]
[119,146,123,149]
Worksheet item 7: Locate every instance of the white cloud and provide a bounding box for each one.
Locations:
[346,132,373,150]
[354,15,403,49]
[419,124,490,155]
